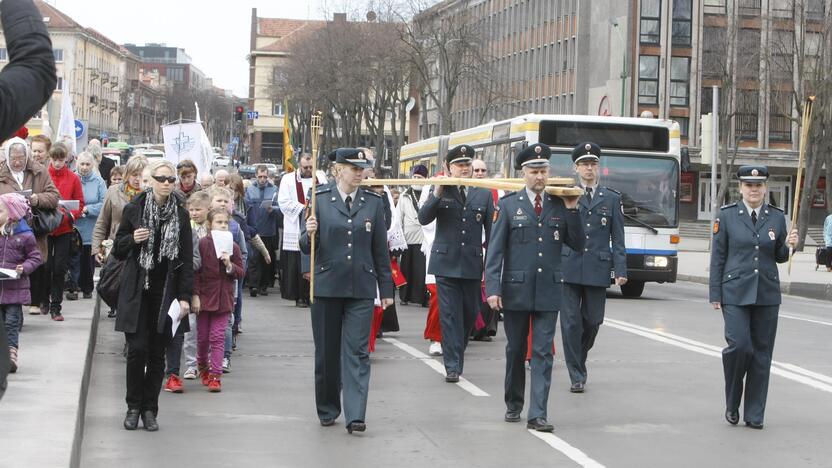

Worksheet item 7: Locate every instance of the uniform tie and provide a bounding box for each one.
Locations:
[751,210,757,226]
[585,186,593,198]
[534,194,542,217]
[459,186,467,203]
[345,195,352,212]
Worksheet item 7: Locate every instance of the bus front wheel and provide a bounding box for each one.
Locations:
[620,281,645,298]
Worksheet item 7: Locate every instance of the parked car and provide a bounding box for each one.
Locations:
[238,165,256,179]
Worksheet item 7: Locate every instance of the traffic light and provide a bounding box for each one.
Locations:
[234,106,244,122]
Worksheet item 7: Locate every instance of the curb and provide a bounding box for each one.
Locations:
[70,293,102,468]
[677,275,832,302]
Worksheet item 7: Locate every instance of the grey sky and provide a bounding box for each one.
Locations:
[48,0,340,97]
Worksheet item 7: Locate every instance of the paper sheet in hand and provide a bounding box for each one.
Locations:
[16,189,33,198]
[58,200,80,211]
[211,230,234,259]
[167,300,181,337]
[260,200,273,209]
[0,268,20,279]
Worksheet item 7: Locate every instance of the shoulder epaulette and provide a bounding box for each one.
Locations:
[768,205,784,213]
[500,191,519,200]
[603,187,621,195]
[359,187,383,198]
[720,202,737,210]
[315,185,332,194]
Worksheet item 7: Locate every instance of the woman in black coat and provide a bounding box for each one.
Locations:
[112,159,193,431]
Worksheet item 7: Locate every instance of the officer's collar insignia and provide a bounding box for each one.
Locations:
[516,208,523,215]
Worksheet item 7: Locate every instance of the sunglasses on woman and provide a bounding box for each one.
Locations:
[152,175,177,184]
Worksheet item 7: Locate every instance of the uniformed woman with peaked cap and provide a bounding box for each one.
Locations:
[709,165,798,430]
[300,148,394,435]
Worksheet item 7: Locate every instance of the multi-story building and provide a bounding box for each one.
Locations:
[632,0,829,223]
[0,0,130,142]
[123,43,211,91]
[413,0,631,137]
[120,66,168,144]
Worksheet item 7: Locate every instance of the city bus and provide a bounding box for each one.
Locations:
[399,114,681,297]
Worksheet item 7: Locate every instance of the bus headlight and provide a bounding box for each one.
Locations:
[645,256,668,268]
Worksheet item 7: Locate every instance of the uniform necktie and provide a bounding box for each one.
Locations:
[345,195,352,212]
[751,210,757,226]
[534,194,542,217]
[585,186,593,198]
[459,186,467,203]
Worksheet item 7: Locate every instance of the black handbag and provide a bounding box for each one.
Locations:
[30,207,63,236]
[96,255,126,308]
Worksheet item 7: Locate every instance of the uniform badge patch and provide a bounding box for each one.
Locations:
[713,219,720,234]
[476,212,483,223]
[601,217,607,226]
[769,229,775,241]
[554,230,560,241]
[365,219,372,232]
[516,208,523,216]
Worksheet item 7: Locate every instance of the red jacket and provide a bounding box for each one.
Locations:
[47,164,84,236]
[194,235,244,313]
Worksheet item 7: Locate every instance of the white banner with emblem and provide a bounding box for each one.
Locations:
[161,121,213,176]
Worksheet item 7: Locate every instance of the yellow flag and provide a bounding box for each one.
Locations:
[283,98,294,172]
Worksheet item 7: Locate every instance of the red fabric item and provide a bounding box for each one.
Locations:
[15,127,28,140]
[490,188,499,205]
[295,173,319,205]
[534,194,542,217]
[424,284,442,342]
[47,165,84,236]
[369,305,384,352]
[390,257,407,288]
[526,320,556,361]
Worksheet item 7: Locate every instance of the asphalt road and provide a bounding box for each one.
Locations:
[80,282,832,468]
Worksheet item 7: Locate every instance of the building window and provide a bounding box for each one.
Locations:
[737,29,761,80]
[672,0,692,46]
[674,117,689,138]
[53,49,63,63]
[771,0,793,18]
[770,30,793,80]
[769,92,792,142]
[261,132,283,163]
[0,48,7,61]
[807,0,825,19]
[640,0,661,45]
[736,89,759,140]
[739,0,762,16]
[55,76,63,91]
[702,26,727,79]
[638,55,659,105]
[272,100,284,116]
[166,67,184,82]
[704,0,727,14]
[670,57,690,106]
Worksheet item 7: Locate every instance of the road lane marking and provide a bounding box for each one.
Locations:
[604,318,832,394]
[382,337,489,397]
[780,313,832,327]
[527,431,606,468]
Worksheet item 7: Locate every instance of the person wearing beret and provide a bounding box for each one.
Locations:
[301,148,394,434]
[560,142,627,393]
[418,144,495,383]
[485,143,584,432]
[709,165,798,430]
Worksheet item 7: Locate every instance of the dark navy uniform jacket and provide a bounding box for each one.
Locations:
[418,185,494,280]
[709,203,789,306]
[485,191,584,312]
[299,185,394,300]
[562,187,627,287]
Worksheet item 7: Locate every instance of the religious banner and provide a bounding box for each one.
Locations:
[162,121,213,176]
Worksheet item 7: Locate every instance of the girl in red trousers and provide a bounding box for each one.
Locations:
[192,208,244,392]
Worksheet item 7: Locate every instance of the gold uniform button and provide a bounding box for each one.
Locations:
[348,243,352,248]
[587,223,591,227]
[462,218,467,222]
[538,223,543,227]
[461,230,466,235]
[584,248,589,252]
[461,242,465,246]
[754,269,758,273]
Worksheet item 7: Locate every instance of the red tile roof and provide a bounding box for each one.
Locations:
[34,0,83,29]
[255,18,327,53]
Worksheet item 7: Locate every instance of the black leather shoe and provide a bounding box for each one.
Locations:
[745,421,764,430]
[725,410,739,425]
[141,410,159,432]
[123,409,140,430]
[445,372,459,383]
[504,411,521,423]
[346,421,366,434]
[527,418,554,432]
[570,382,585,393]
[320,418,336,427]
[259,287,269,296]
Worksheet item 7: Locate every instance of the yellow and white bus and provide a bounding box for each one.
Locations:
[399,114,682,297]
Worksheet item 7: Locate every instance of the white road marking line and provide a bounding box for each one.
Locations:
[527,431,606,468]
[780,313,832,327]
[382,337,489,397]
[604,318,832,394]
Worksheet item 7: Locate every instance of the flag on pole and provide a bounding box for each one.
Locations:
[283,98,294,172]
[194,102,214,172]
[56,76,77,154]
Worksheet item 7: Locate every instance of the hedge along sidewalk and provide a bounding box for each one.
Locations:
[0,295,100,468]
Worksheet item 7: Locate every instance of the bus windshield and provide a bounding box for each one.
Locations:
[548,152,679,228]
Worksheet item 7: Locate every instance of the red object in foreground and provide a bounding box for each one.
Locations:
[390,257,407,288]
[423,284,442,342]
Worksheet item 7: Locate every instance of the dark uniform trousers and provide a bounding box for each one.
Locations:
[710,202,789,424]
[503,310,557,421]
[311,298,374,423]
[418,185,494,376]
[722,304,779,424]
[560,187,626,386]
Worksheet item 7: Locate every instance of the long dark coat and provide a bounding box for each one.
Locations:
[111,191,193,335]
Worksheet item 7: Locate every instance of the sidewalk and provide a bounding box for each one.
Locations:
[677,237,832,301]
[0,297,99,468]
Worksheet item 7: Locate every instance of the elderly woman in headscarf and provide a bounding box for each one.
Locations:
[0,137,60,315]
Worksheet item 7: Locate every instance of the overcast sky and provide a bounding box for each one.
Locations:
[47,0,346,97]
